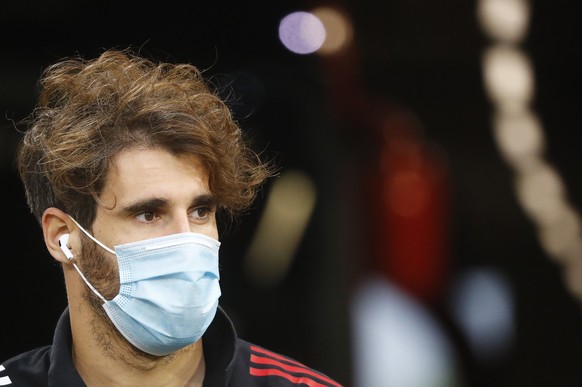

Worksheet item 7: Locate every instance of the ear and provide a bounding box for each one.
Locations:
[42,207,78,265]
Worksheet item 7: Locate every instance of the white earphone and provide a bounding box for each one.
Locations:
[58,234,74,260]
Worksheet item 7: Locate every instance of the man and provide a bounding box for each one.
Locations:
[0,48,341,386]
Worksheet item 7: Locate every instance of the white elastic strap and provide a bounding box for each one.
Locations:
[68,216,115,255]
[66,215,111,303]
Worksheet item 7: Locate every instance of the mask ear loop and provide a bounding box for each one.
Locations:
[67,216,116,255]
[64,217,111,303]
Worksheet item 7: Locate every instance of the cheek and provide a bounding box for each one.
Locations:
[80,238,121,298]
[207,219,219,240]
[199,226,219,242]
[192,214,219,240]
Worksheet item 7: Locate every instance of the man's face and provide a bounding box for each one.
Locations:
[77,147,219,359]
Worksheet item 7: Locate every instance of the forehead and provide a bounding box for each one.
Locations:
[101,147,209,205]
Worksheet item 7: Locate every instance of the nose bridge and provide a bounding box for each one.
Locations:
[169,211,191,234]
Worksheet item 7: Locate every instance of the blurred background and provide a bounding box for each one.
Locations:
[2,1,582,386]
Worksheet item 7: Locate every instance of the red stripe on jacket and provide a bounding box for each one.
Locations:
[249,345,342,387]
[250,367,332,387]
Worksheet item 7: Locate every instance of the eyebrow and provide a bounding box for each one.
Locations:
[119,194,217,216]
[190,194,217,209]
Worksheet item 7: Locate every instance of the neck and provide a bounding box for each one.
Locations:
[72,340,205,387]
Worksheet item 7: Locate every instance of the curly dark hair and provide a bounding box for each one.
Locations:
[16,48,274,229]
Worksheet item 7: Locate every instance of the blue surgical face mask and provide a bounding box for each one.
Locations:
[68,217,221,356]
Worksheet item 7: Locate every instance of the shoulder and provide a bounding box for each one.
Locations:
[229,339,343,387]
[0,346,51,386]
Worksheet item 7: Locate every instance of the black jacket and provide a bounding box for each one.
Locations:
[0,306,341,386]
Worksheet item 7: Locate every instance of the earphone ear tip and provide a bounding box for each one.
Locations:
[58,233,70,246]
[58,234,74,260]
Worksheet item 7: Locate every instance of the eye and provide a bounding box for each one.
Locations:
[191,206,213,221]
[136,211,158,223]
